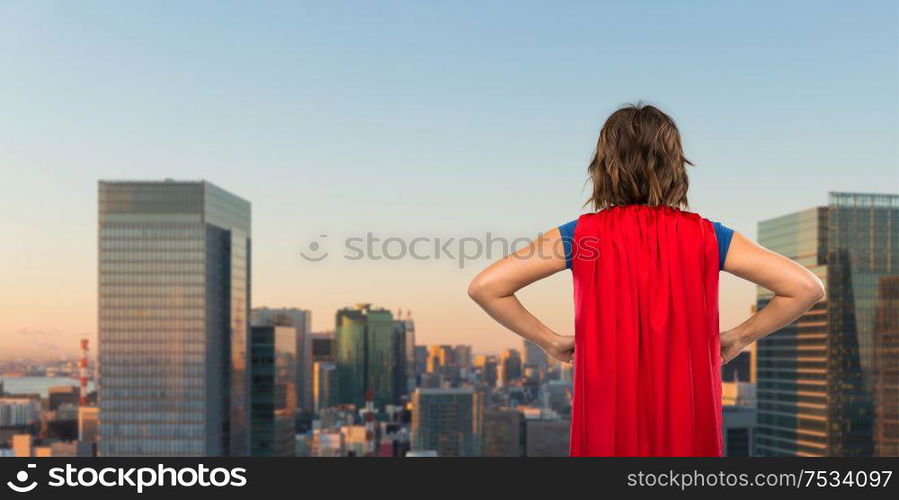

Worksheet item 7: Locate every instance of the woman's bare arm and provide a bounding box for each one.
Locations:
[468,228,574,362]
[720,232,825,363]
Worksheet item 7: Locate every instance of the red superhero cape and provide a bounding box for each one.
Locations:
[569,205,722,457]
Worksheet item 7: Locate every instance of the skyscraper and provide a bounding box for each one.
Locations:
[392,315,415,402]
[756,192,899,456]
[522,339,548,373]
[473,354,498,388]
[250,325,298,456]
[413,345,428,377]
[335,304,395,408]
[251,308,311,411]
[410,388,483,457]
[498,349,522,387]
[874,276,899,456]
[313,361,336,412]
[426,345,443,374]
[98,180,251,456]
[454,345,473,371]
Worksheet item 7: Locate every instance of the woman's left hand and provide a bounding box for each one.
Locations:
[719,329,746,365]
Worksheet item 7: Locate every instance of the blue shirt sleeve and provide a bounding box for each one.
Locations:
[712,221,734,271]
[558,219,578,270]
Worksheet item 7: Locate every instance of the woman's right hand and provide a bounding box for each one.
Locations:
[543,335,575,364]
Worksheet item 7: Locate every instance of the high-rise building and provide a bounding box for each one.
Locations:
[98,180,251,456]
[426,345,443,374]
[393,316,416,401]
[0,398,40,427]
[498,349,522,386]
[423,344,463,385]
[335,304,395,408]
[251,308,311,411]
[313,361,336,412]
[522,339,548,373]
[473,354,498,387]
[874,276,899,456]
[413,346,428,377]
[454,345,473,371]
[410,388,483,457]
[756,192,899,456]
[250,325,298,456]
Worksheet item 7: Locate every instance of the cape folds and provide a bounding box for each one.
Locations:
[569,205,722,457]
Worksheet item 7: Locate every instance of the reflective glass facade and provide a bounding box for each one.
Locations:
[250,326,298,456]
[875,276,899,455]
[250,308,311,411]
[756,192,899,456]
[335,304,395,408]
[392,318,416,402]
[98,181,251,456]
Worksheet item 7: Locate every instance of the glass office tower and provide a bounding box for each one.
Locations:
[98,180,251,456]
[756,192,899,456]
[335,304,395,408]
[250,308,311,411]
[392,316,416,402]
[874,276,899,456]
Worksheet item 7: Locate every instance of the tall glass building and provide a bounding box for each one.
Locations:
[250,326,297,456]
[335,304,395,408]
[874,276,899,455]
[392,316,416,402]
[756,192,899,456]
[250,308,311,411]
[98,180,251,456]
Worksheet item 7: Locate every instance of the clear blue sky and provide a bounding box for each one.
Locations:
[1,0,897,356]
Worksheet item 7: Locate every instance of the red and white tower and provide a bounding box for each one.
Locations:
[79,339,89,406]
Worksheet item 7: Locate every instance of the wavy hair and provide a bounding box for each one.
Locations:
[586,102,692,211]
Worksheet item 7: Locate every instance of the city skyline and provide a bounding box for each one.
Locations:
[4,187,898,360]
[1,1,897,356]
[2,189,896,457]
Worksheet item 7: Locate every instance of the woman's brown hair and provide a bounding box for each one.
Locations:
[586,102,692,211]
